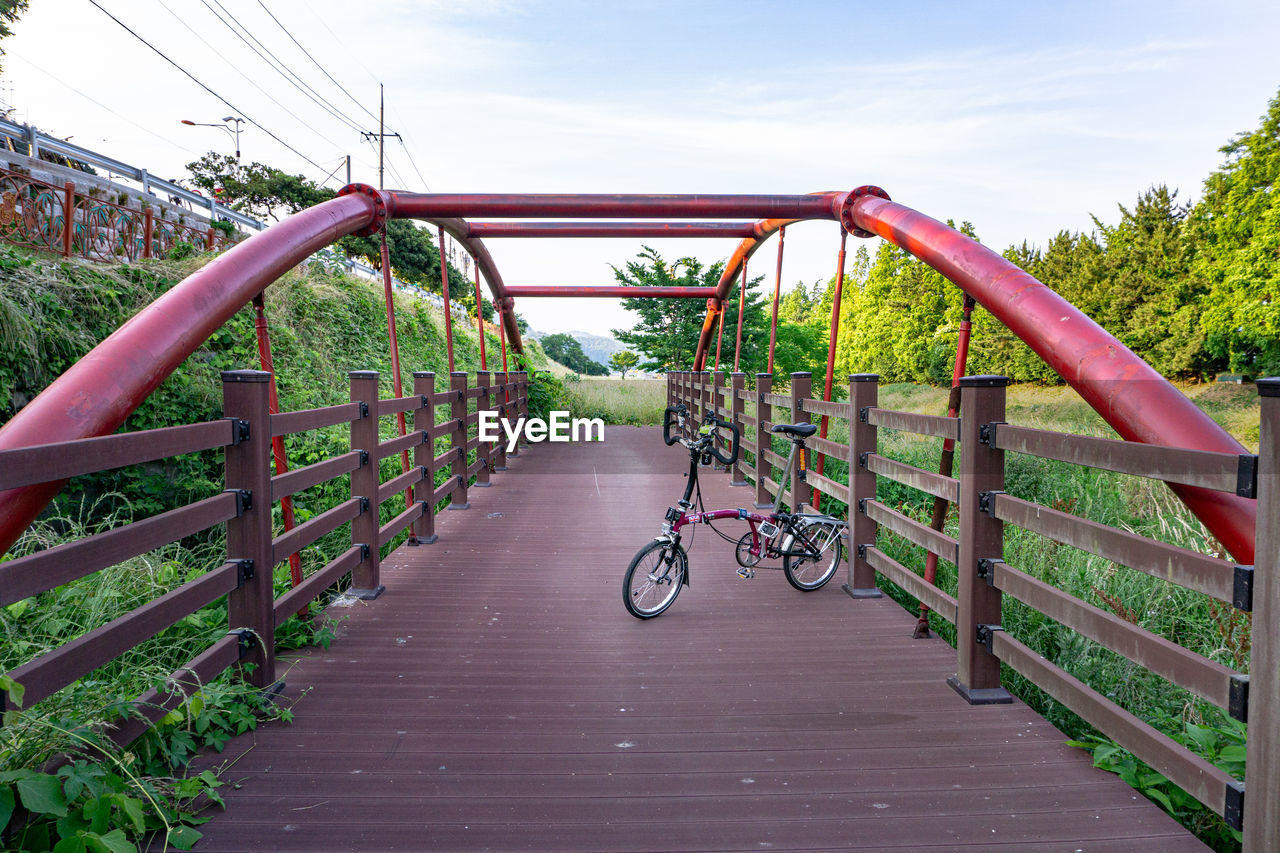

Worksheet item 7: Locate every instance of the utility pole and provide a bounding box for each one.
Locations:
[345,154,351,185]
[360,84,401,191]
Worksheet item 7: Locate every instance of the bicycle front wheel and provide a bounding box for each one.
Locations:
[624,539,688,619]
[783,520,843,591]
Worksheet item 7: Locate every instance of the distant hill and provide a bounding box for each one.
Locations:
[529,329,634,372]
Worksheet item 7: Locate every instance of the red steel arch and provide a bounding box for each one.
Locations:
[0,186,1257,563]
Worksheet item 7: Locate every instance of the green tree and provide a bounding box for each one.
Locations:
[1188,86,1280,376]
[609,350,639,378]
[541,333,608,375]
[612,247,771,373]
[1091,186,1210,378]
[185,152,468,295]
[0,1,28,74]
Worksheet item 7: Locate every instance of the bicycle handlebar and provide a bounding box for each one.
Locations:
[706,415,740,467]
[663,405,688,446]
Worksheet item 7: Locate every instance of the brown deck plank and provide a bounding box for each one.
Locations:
[193,426,1205,851]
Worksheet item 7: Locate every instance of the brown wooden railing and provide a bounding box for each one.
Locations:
[0,368,528,749]
[669,369,1280,852]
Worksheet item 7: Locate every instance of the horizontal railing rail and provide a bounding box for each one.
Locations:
[667,368,1278,846]
[0,367,530,757]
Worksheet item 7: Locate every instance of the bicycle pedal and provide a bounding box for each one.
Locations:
[736,567,754,579]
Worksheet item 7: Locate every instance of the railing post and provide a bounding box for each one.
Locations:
[711,370,726,471]
[492,370,508,471]
[949,375,1011,704]
[754,373,773,508]
[845,374,883,599]
[507,371,522,458]
[221,370,276,688]
[142,207,154,260]
[474,370,492,487]
[61,181,74,258]
[205,226,216,251]
[449,372,470,509]
[788,372,812,511]
[1245,377,1280,851]
[700,370,712,427]
[348,370,384,599]
[411,371,438,545]
[730,372,748,486]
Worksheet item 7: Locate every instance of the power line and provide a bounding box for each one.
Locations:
[155,0,347,157]
[87,0,332,177]
[8,50,200,158]
[255,0,385,130]
[200,0,366,137]
[395,135,433,192]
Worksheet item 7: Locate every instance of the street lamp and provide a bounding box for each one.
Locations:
[180,116,244,161]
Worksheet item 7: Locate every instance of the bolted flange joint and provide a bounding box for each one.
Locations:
[339,183,389,236]
[840,185,891,238]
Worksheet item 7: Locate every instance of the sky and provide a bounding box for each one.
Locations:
[5,1,1280,337]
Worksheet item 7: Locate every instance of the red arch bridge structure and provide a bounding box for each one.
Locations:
[1,184,1278,850]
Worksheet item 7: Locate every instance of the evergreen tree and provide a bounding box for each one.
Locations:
[1188,87,1280,376]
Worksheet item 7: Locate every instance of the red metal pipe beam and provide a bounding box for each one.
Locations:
[845,192,1257,563]
[503,286,718,298]
[388,192,846,221]
[0,193,380,555]
[422,216,524,357]
[466,222,760,239]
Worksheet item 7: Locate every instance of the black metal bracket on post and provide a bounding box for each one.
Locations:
[978,490,1004,516]
[857,497,868,515]
[858,451,870,469]
[794,398,803,413]
[224,418,251,445]
[1229,673,1250,723]
[976,557,1003,588]
[359,401,370,418]
[975,623,1003,655]
[223,488,252,516]
[359,543,371,562]
[420,394,430,410]
[1225,780,1244,832]
[978,421,1005,447]
[228,628,256,659]
[856,544,868,560]
[858,406,870,423]
[358,449,370,467]
[1234,564,1254,611]
[1236,454,1258,498]
[358,496,370,513]
[232,558,254,588]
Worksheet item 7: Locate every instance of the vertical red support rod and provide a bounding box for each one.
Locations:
[474,263,487,370]
[438,226,456,373]
[733,260,747,372]
[813,230,848,510]
[767,226,785,375]
[917,294,976,636]
[713,305,726,372]
[251,294,304,593]
[380,228,413,507]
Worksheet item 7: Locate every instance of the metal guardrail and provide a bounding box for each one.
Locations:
[0,119,473,320]
[0,117,264,231]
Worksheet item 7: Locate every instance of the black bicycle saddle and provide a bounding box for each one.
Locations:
[771,422,818,438]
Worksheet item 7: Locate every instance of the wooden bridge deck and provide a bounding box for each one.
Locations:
[194,427,1204,851]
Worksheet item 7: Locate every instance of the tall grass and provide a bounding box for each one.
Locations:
[562,377,667,425]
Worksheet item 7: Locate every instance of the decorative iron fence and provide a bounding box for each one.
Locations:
[0,166,237,262]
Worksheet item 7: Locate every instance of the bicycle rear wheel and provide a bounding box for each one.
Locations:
[782,519,843,591]
[624,539,688,619]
